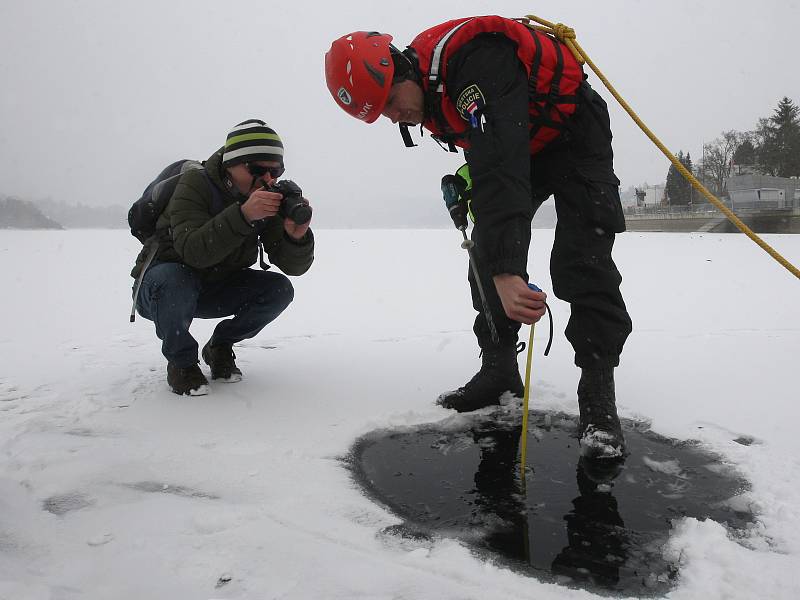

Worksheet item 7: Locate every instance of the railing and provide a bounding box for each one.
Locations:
[624,204,800,219]
[625,205,718,219]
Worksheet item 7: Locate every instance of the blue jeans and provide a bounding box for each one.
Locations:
[135,263,294,367]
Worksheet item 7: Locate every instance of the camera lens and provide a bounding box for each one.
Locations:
[285,198,312,225]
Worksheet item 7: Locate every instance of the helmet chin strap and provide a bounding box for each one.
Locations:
[398,123,418,147]
[392,47,423,148]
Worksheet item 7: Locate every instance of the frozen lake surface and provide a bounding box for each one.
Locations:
[0,228,798,599]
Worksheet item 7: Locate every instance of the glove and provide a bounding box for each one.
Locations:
[440,164,472,230]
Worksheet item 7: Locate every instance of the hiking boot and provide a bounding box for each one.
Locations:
[201,341,242,382]
[167,362,210,396]
[437,344,524,412]
[577,367,626,459]
[578,455,625,487]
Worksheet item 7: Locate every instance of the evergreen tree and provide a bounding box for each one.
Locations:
[755,97,800,177]
[665,151,682,206]
[664,151,693,206]
[684,153,694,205]
[733,138,756,166]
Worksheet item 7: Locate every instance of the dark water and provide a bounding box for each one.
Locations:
[348,409,754,596]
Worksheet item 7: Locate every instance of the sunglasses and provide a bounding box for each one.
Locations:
[246,163,284,179]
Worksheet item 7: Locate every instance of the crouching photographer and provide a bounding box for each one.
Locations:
[131,119,315,396]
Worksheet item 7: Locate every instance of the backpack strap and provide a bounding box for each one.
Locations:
[528,32,580,142]
[129,242,159,322]
[199,169,226,217]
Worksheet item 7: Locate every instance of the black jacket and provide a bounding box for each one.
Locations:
[442,35,537,278]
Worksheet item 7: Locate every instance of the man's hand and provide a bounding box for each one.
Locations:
[284,202,312,240]
[240,188,283,223]
[493,274,546,324]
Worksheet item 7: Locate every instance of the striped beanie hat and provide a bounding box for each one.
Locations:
[222,119,284,167]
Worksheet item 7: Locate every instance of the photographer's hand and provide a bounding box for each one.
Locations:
[284,199,312,240]
[240,188,282,224]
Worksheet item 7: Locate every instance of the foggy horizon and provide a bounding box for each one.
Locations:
[1,0,798,227]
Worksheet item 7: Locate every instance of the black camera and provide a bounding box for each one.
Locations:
[266,180,312,225]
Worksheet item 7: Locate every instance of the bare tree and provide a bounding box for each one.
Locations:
[702,131,743,197]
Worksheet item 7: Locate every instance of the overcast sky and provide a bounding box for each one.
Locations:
[1,0,798,227]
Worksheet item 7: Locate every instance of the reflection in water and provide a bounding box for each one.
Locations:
[352,411,752,595]
[551,459,628,588]
[471,424,630,589]
[471,424,527,560]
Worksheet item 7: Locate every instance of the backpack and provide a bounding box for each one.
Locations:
[128,159,204,243]
[129,158,222,323]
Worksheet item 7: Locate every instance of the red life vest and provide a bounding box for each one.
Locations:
[409,16,585,154]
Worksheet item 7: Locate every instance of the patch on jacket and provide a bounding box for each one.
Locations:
[455,84,486,127]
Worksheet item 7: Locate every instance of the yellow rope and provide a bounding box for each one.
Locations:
[519,323,535,483]
[518,15,800,280]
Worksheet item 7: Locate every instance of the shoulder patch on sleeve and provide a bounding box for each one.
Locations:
[455,84,486,125]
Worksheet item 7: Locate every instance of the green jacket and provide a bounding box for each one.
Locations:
[131,148,314,281]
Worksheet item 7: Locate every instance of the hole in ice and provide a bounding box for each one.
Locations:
[348,409,755,595]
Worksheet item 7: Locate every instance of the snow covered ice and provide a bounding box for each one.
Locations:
[0,228,798,599]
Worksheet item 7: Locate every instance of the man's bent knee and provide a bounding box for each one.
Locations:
[254,272,295,311]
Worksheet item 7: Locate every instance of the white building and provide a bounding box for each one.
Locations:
[726,174,800,209]
[645,183,666,206]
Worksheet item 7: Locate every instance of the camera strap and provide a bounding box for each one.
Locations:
[257,236,271,271]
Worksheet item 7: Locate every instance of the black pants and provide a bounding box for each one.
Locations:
[471,83,632,369]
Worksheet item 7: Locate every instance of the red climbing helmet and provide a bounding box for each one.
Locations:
[325,31,395,124]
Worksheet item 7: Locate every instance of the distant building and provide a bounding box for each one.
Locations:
[725,174,800,209]
[645,183,665,206]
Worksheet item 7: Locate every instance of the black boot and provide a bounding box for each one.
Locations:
[437,345,524,413]
[577,368,626,459]
[202,342,243,382]
[167,362,210,396]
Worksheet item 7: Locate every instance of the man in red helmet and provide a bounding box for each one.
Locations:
[325,18,632,460]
